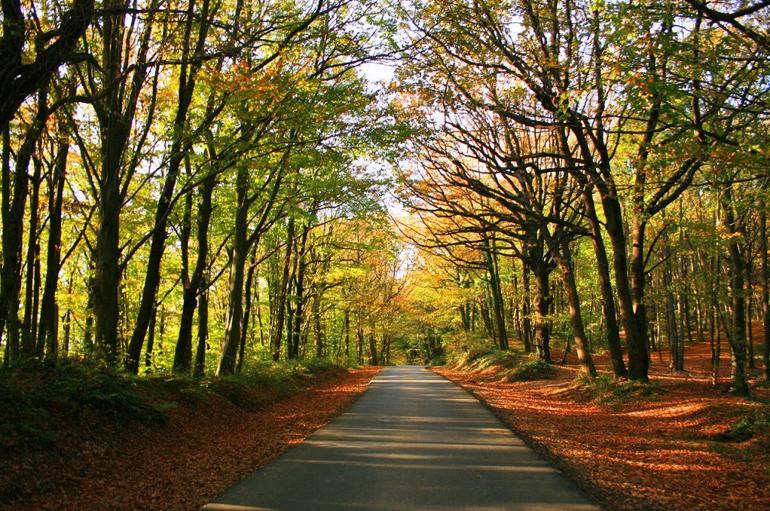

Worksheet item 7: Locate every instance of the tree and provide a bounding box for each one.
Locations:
[0,0,95,128]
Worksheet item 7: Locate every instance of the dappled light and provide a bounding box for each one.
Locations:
[207,367,598,511]
[1,0,769,509]
[437,359,770,511]
[3,368,379,510]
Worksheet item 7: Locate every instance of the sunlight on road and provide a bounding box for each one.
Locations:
[204,366,598,511]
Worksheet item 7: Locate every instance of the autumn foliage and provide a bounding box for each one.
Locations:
[435,342,770,511]
[1,364,379,510]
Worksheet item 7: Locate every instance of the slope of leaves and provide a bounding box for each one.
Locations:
[435,342,770,511]
[0,359,166,454]
[1,363,379,510]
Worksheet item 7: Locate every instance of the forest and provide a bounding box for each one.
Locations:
[1,0,770,510]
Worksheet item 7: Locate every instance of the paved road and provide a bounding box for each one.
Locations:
[202,366,599,511]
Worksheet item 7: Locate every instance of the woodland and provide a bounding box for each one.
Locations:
[1,0,770,509]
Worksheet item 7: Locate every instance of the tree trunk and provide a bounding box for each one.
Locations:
[93,0,157,367]
[380,335,390,365]
[1,97,46,364]
[173,185,194,374]
[255,267,265,347]
[126,0,209,372]
[93,2,127,367]
[521,260,533,353]
[37,134,69,361]
[368,320,378,365]
[533,261,552,363]
[174,174,214,374]
[313,288,324,358]
[62,307,72,357]
[92,117,123,367]
[583,189,627,377]
[285,258,297,360]
[193,276,209,378]
[289,226,309,359]
[83,262,95,355]
[630,217,653,376]
[237,251,257,372]
[602,195,648,381]
[271,217,295,362]
[721,187,749,395]
[761,199,770,380]
[479,296,494,341]
[145,306,156,369]
[745,259,756,369]
[664,240,682,371]
[344,308,350,358]
[483,234,508,349]
[356,310,364,365]
[552,241,596,376]
[709,245,722,387]
[217,164,250,376]
[22,155,42,358]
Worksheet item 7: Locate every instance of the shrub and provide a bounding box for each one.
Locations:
[716,409,770,442]
[452,348,523,372]
[0,359,165,450]
[575,373,664,404]
[208,359,346,411]
[296,357,339,374]
[426,352,446,367]
[507,356,555,382]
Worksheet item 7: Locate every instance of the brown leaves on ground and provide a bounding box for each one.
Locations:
[435,343,770,511]
[2,367,379,511]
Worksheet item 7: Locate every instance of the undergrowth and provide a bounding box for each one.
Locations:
[0,356,346,451]
[715,408,770,443]
[506,356,555,382]
[574,374,665,404]
[451,348,523,372]
[207,359,338,411]
[449,347,556,382]
[425,352,446,367]
[0,359,165,451]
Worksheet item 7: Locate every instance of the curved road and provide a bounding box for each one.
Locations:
[202,365,599,511]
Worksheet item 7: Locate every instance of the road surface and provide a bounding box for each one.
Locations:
[202,365,599,511]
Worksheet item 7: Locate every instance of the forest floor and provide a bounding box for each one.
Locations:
[435,337,770,511]
[0,363,379,511]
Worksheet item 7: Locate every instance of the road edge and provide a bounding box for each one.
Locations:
[199,367,382,511]
[428,366,607,511]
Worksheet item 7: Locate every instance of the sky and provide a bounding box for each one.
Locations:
[360,62,396,87]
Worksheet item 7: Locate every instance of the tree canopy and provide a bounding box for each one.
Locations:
[1,0,769,400]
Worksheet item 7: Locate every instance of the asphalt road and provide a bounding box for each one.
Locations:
[201,365,599,511]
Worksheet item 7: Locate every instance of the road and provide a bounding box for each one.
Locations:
[202,365,599,511]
